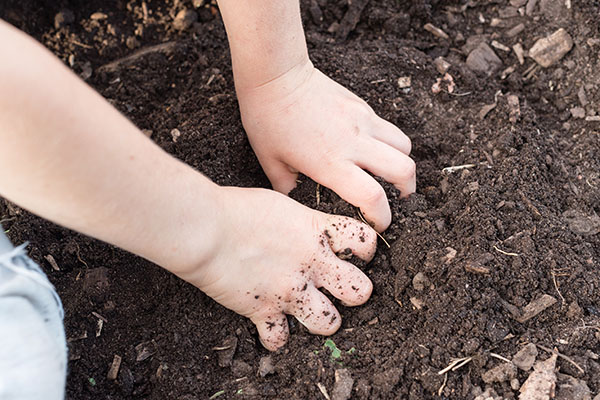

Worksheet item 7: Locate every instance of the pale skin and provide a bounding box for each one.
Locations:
[0,1,415,351]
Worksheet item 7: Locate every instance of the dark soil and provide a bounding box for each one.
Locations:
[1,0,599,399]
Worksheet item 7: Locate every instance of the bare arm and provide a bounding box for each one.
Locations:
[0,19,376,350]
[0,19,220,273]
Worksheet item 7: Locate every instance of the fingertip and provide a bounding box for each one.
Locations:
[253,314,289,352]
[323,216,378,261]
[291,287,342,336]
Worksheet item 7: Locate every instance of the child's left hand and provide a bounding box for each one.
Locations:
[237,60,416,233]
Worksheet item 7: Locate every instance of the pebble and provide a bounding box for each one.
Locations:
[555,374,592,400]
[397,76,411,89]
[563,209,600,235]
[171,128,182,142]
[331,369,354,400]
[54,9,75,29]
[433,57,451,74]
[466,43,502,75]
[482,362,517,383]
[512,343,538,371]
[570,107,586,119]
[412,272,430,291]
[173,9,198,31]
[90,12,108,21]
[231,359,253,378]
[410,297,424,310]
[258,356,275,377]
[529,28,573,68]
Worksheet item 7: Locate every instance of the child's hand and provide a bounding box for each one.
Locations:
[175,187,376,351]
[237,60,416,232]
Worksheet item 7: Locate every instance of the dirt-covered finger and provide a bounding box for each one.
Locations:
[252,312,290,351]
[322,215,377,262]
[289,285,341,336]
[314,253,373,306]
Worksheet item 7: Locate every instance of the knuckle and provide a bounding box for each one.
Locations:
[399,158,416,179]
[362,183,386,206]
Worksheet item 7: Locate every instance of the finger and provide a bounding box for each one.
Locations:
[290,285,341,336]
[314,252,373,306]
[322,215,377,262]
[372,119,412,155]
[261,158,299,194]
[356,140,416,198]
[315,163,391,232]
[252,312,290,351]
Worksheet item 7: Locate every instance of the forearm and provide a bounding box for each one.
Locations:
[0,20,221,273]
[217,0,311,94]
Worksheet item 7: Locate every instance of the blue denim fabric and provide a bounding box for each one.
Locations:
[0,226,67,400]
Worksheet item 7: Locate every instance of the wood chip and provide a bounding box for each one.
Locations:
[517,294,557,323]
[529,28,573,68]
[491,40,511,52]
[107,354,122,380]
[479,102,497,120]
[44,254,60,271]
[513,43,526,65]
[505,23,525,38]
[507,94,521,123]
[424,23,450,40]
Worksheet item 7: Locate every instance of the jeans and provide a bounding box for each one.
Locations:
[0,225,67,400]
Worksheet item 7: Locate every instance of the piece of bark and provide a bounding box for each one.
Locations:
[336,0,370,40]
[107,354,122,380]
[517,294,557,323]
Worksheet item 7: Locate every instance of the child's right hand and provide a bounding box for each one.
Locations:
[174,186,377,351]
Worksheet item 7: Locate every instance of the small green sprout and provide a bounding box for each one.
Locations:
[323,339,342,359]
[209,390,225,399]
[236,389,243,395]
[88,377,96,386]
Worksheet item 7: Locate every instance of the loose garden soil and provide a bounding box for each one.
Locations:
[1,0,599,399]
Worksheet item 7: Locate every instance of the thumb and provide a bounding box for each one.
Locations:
[261,159,299,194]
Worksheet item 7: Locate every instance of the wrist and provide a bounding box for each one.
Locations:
[153,170,225,281]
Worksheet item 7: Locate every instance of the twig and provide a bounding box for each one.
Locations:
[72,39,93,49]
[438,372,448,396]
[98,42,180,73]
[493,245,520,257]
[551,271,566,306]
[452,357,473,371]
[536,344,585,374]
[438,356,472,375]
[316,382,330,400]
[490,353,511,363]
[445,90,472,97]
[442,164,476,173]
[75,242,89,268]
[357,209,390,248]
